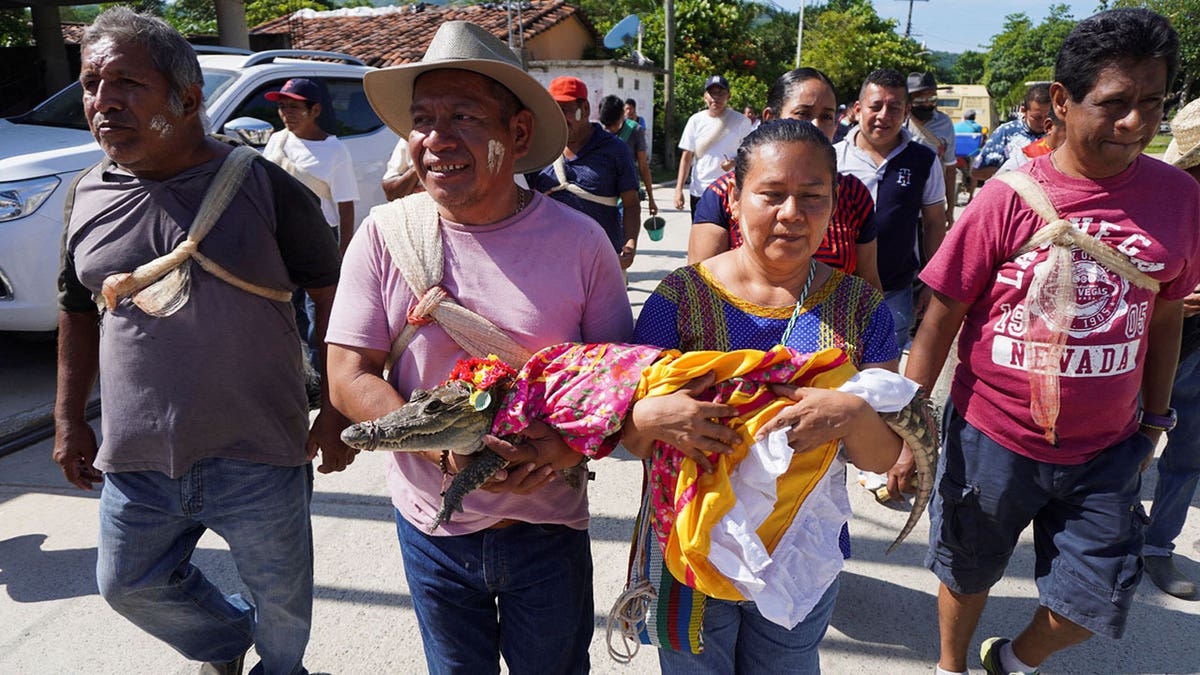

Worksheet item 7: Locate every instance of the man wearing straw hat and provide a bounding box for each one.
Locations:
[905,9,1200,675]
[54,8,355,674]
[325,21,632,672]
[1142,98,1200,601]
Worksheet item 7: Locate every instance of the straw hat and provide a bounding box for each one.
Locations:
[1163,98,1200,171]
[363,21,566,173]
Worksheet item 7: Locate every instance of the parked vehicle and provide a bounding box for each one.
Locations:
[0,48,398,333]
[937,83,996,133]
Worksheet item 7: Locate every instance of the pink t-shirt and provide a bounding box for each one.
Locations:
[922,155,1200,464]
[327,192,634,533]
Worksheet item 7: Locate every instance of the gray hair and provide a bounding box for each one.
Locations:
[82,7,204,117]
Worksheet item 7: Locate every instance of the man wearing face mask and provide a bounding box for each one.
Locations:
[527,76,641,270]
[905,72,958,224]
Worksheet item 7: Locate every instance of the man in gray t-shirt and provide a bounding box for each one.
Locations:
[53,9,353,674]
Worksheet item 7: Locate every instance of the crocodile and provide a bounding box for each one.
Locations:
[878,392,940,554]
[341,346,940,552]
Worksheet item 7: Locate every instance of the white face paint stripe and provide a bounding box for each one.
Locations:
[149,114,174,138]
[574,108,582,121]
[487,139,505,174]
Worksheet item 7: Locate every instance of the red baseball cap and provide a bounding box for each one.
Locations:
[265,78,323,104]
[549,76,588,102]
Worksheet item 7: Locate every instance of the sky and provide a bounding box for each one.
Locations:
[773,0,1104,54]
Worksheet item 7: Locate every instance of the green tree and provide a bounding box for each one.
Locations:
[951,50,986,84]
[164,0,330,34]
[1100,0,1200,105]
[0,8,31,47]
[981,4,1076,112]
[801,0,933,104]
[575,0,936,160]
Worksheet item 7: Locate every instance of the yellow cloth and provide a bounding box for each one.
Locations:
[635,346,858,600]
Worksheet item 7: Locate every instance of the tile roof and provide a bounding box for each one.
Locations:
[61,22,85,43]
[252,2,599,68]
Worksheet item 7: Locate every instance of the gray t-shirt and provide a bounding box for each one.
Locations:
[59,147,340,477]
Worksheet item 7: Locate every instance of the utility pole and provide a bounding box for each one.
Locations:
[664,0,676,170]
[794,1,804,68]
[897,0,929,39]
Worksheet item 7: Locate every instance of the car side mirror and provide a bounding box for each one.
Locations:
[223,117,275,147]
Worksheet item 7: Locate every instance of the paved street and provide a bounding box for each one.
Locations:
[1,184,1197,674]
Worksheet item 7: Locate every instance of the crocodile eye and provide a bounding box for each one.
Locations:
[424,399,442,412]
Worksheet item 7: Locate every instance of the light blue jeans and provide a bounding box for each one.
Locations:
[97,458,314,675]
[395,511,593,675]
[883,287,914,351]
[1146,349,1200,558]
[657,576,839,674]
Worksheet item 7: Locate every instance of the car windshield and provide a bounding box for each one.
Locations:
[7,69,236,131]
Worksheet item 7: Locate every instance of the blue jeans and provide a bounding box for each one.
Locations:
[97,459,314,675]
[658,576,839,674]
[883,287,913,350]
[1146,348,1200,557]
[395,511,593,674]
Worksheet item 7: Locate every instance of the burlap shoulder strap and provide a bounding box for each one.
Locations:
[994,171,1159,292]
[545,155,620,206]
[693,108,737,158]
[263,130,335,204]
[907,117,944,157]
[993,170,1160,445]
[369,193,534,372]
[100,146,293,316]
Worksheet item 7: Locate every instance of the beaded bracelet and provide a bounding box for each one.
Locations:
[439,450,457,476]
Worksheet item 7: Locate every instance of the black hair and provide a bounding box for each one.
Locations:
[1023,83,1051,108]
[766,67,836,117]
[1054,8,1179,102]
[624,98,637,108]
[599,95,625,127]
[306,78,339,135]
[734,119,837,190]
[859,68,907,100]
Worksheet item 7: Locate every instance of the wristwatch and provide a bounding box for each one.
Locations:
[1138,407,1178,433]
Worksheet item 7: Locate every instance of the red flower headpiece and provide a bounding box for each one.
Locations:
[443,354,517,392]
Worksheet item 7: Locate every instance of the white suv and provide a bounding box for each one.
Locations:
[0,48,398,333]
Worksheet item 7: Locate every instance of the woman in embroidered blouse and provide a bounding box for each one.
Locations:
[621,120,903,673]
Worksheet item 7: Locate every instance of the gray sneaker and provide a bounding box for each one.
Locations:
[1144,555,1197,600]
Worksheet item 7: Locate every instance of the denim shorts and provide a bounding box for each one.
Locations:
[925,404,1154,639]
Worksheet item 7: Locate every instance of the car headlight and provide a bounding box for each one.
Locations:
[0,176,61,222]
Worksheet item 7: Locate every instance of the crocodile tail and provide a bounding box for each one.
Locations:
[881,395,941,555]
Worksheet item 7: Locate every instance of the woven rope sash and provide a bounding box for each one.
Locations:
[262,130,335,203]
[100,146,292,316]
[545,155,620,206]
[370,193,534,373]
[995,171,1159,444]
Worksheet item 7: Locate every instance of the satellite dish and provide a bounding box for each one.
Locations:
[603,14,647,64]
[604,14,640,49]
